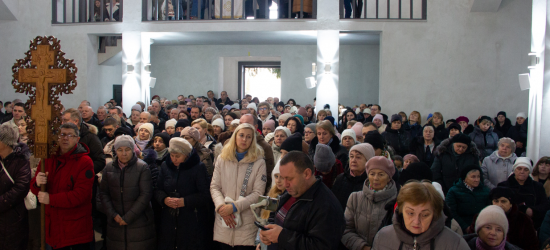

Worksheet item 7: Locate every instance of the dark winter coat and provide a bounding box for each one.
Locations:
[315,159,344,189]
[141,149,160,189]
[434,124,449,141]
[267,178,346,250]
[0,143,31,250]
[540,210,550,248]
[382,126,411,157]
[463,234,521,250]
[431,138,480,194]
[409,136,441,168]
[469,126,499,160]
[332,171,368,210]
[494,118,512,138]
[309,135,349,169]
[403,121,422,138]
[445,179,490,231]
[498,174,550,229]
[99,155,157,250]
[506,119,528,156]
[154,151,211,250]
[80,123,107,174]
[30,143,95,249]
[84,116,103,132]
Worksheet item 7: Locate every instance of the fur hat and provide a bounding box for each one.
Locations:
[365,156,395,177]
[0,123,19,147]
[513,157,532,174]
[165,119,177,129]
[168,137,193,156]
[280,133,303,152]
[139,123,154,140]
[349,143,375,161]
[181,127,200,143]
[475,205,509,235]
[114,135,135,151]
[263,120,276,132]
[154,132,171,147]
[314,144,335,173]
[403,154,420,163]
[212,118,225,131]
[341,129,357,144]
[274,126,291,137]
[452,133,471,146]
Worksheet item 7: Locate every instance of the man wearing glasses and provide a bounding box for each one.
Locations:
[258,102,276,124]
[30,123,95,250]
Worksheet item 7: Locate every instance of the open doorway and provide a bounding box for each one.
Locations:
[238,61,281,101]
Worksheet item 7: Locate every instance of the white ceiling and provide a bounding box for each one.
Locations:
[148,31,380,46]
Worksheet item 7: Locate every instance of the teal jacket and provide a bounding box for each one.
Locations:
[445,179,491,231]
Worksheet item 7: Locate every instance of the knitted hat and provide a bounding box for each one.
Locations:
[475,205,509,235]
[175,119,190,129]
[114,127,133,137]
[247,103,257,112]
[271,161,281,188]
[223,105,232,111]
[139,123,154,140]
[351,122,362,138]
[363,108,371,114]
[512,157,532,174]
[373,114,383,122]
[231,103,240,110]
[274,126,291,137]
[460,165,482,181]
[231,119,240,125]
[398,162,433,186]
[365,156,395,177]
[131,104,142,111]
[341,129,357,144]
[154,132,171,147]
[497,111,506,118]
[363,131,385,150]
[263,120,276,132]
[479,116,492,124]
[489,187,516,204]
[280,133,303,152]
[181,127,200,143]
[165,119,177,129]
[447,123,461,132]
[516,112,526,119]
[264,132,275,143]
[314,144,335,173]
[305,123,317,135]
[212,118,225,130]
[390,114,402,123]
[324,116,335,125]
[456,116,469,123]
[403,154,419,163]
[114,135,135,151]
[293,114,304,125]
[279,113,292,123]
[452,133,471,146]
[297,107,307,117]
[204,107,217,115]
[289,106,298,114]
[349,143,375,161]
[0,123,19,147]
[168,137,193,156]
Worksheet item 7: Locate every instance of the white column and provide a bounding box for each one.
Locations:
[141,34,152,108]
[541,0,550,157]
[316,30,340,118]
[122,32,142,116]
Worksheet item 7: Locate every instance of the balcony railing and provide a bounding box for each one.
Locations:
[340,0,426,20]
[52,0,123,24]
[141,0,316,20]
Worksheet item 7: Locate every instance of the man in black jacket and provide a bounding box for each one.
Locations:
[260,151,345,250]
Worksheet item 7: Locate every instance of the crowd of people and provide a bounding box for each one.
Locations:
[0,91,548,250]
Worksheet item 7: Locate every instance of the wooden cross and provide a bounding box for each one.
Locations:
[12,36,78,250]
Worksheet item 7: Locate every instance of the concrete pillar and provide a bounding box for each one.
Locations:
[316,30,339,118]
[541,0,550,158]
[122,32,142,115]
[141,34,152,107]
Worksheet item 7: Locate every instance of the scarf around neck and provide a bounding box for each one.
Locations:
[476,236,506,250]
[135,138,149,150]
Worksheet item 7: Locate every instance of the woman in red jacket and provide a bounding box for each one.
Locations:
[30,123,95,250]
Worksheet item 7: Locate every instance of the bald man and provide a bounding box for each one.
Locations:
[82,106,102,130]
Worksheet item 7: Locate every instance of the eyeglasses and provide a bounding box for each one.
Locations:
[259,108,268,111]
[59,133,78,139]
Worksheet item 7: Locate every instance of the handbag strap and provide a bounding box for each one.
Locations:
[240,162,254,197]
[0,160,14,184]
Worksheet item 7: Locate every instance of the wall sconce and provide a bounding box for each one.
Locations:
[144,64,151,73]
[518,73,531,91]
[305,77,317,89]
[126,63,135,74]
[312,63,316,75]
[324,62,331,74]
[528,52,540,69]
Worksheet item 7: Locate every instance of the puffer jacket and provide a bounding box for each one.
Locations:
[372,211,469,250]
[382,126,411,157]
[431,138,480,194]
[469,126,499,160]
[445,179,490,231]
[99,155,156,250]
[30,143,95,249]
[332,171,368,210]
[210,152,267,246]
[481,151,517,189]
[463,234,522,250]
[309,135,350,168]
[79,122,106,174]
[342,179,398,250]
[0,143,31,250]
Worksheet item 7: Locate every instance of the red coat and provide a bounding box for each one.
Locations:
[30,143,95,249]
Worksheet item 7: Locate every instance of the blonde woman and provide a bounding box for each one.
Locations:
[210,123,267,249]
[430,112,448,141]
[404,111,422,138]
[191,118,216,149]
